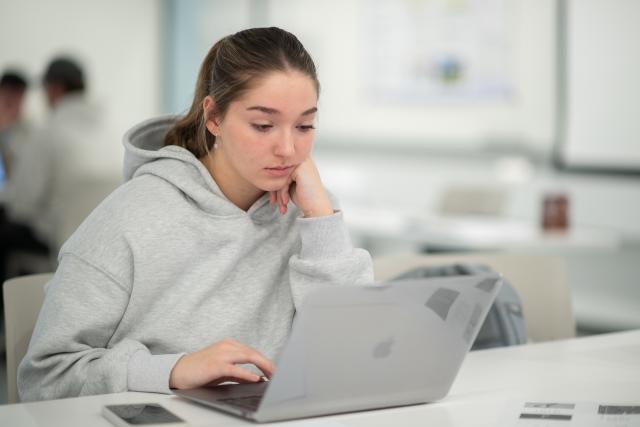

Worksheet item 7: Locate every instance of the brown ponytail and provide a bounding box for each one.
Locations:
[164,27,320,158]
[164,40,224,158]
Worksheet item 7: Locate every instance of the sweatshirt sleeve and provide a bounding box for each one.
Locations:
[288,210,374,308]
[17,253,183,401]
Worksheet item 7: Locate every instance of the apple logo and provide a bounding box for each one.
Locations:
[372,337,395,359]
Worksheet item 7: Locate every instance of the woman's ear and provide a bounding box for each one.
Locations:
[202,96,220,136]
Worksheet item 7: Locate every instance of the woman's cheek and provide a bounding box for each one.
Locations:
[297,136,314,158]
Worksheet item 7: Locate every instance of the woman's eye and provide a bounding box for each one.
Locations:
[297,125,315,132]
[252,124,273,132]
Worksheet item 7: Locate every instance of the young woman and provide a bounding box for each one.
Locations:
[18,27,374,401]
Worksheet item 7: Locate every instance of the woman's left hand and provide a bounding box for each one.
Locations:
[269,157,333,217]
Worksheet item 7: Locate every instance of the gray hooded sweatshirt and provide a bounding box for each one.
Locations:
[17,116,374,401]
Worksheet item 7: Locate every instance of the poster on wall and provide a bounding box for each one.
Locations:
[360,0,515,104]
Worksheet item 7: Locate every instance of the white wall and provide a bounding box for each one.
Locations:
[561,0,640,170]
[0,0,163,173]
[166,0,252,114]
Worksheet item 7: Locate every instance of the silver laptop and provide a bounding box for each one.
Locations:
[174,273,502,422]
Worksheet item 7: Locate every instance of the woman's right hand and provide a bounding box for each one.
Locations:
[169,338,275,390]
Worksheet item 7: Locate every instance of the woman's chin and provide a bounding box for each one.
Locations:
[257,177,290,192]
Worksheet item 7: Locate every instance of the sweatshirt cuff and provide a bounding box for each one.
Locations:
[127,350,185,394]
[297,211,353,260]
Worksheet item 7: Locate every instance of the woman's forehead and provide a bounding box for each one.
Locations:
[235,70,318,113]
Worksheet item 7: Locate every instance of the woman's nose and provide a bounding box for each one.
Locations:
[274,130,295,157]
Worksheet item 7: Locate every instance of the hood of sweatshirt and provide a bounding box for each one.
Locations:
[122,115,276,220]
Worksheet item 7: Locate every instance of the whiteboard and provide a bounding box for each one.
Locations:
[558,0,640,171]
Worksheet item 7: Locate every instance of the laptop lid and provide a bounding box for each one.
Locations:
[175,273,502,422]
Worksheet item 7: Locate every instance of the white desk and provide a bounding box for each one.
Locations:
[343,206,623,254]
[1,330,639,426]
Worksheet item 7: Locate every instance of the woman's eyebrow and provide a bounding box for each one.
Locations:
[247,105,278,114]
[301,107,318,116]
[246,106,318,116]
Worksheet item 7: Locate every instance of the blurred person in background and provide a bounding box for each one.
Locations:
[1,56,116,285]
[0,69,33,341]
[0,69,47,287]
[0,70,29,180]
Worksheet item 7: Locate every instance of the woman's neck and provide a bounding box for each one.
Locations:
[200,152,264,212]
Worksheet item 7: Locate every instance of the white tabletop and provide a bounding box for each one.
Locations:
[1,330,639,426]
[343,206,623,253]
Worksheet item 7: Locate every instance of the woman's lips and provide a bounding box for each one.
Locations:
[264,166,293,177]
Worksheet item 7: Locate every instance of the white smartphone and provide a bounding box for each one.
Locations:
[102,403,186,426]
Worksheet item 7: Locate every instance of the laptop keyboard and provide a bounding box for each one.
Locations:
[219,395,264,412]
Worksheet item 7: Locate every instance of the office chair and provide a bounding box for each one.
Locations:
[374,253,576,343]
[2,273,52,403]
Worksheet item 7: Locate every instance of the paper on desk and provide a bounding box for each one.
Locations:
[505,401,640,427]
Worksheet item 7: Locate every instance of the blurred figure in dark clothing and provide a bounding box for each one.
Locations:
[0,70,29,180]
[0,68,49,287]
[2,56,120,285]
